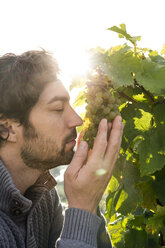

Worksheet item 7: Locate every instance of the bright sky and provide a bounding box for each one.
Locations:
[0,0,165,98]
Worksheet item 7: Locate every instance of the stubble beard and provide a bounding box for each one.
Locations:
[20,123,75,171]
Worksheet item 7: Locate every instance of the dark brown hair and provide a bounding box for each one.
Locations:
[0,49,59,145]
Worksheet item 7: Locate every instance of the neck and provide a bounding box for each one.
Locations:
[0,149,42,195]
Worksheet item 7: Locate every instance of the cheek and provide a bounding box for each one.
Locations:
[30,110,68,145]
[16,126,26,148]
[48,120,66,145]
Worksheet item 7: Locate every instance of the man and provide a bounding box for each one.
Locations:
[0,50,124,248]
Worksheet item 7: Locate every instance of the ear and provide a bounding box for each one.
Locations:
[0,120,21,143]
[0,124,9,141]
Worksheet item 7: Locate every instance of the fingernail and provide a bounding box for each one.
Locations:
[102,119,107,126]
[118,116,122,122]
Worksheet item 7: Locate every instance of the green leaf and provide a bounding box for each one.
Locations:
[113,155,126,181]
[69,77,87,90]
[128,214,145,229]
[137,178,157,209]
[119,23,126,32]
[107,176,120,193]
[105,177,121,219]
[72,90,86,108]
[115,188,128,213]
[114,163,142,215]
[118,34,124,38]
[153,103,165,126]
[117,184,142,216]
[161,44,165,55]
[108,215,135,247]
[108,217,125,246]
[108,25,133,42]
[102,45,142,89]
[119,85,142,101]
[146,206,165,236]
[147,233,161,248]
[120,102,150,151]
[133,93,148,103]
[136,59,165,95]
[108,24,141,46]
[133,36,141,42]
[149,52,165,65]
[134,109,153,132]
[124,229,148,248]
[106,191,116,219]
[138,127,165,176]
[154,166,165,205]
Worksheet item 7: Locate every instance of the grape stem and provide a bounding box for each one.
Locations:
[118,91,137,104]
[107,80,138,104]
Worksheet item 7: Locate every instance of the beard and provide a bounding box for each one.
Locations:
[20,123,77,171]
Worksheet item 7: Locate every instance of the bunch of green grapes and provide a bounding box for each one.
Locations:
[82,69,121,149]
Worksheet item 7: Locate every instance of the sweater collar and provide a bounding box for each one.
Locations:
[0,160,57,218]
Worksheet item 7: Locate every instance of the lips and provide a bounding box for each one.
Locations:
[65,128,77,144]
[66,136,77,143]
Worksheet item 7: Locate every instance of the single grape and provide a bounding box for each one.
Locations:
[108,111,117,121]
[103,107,110,115]
[96,97,103,105]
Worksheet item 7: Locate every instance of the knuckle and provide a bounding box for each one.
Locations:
[112,138,120,149]
[99,136,107,147]
[64,168,73,179]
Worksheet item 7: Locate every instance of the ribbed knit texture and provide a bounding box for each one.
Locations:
[0,160,112,248]
[0,160,63,248]
[61,208,100,246]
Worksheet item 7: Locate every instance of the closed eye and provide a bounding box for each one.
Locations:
[55,109,64,112]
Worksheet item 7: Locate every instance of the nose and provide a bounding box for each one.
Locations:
[67,106,83,128]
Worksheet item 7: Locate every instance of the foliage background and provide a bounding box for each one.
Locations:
[67,24,165,247]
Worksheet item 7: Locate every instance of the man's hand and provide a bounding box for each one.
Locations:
[64,116,124,214]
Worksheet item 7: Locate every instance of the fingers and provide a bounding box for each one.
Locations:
[105,115,124,167]
[66,141,88,177]
[90,119,108,160]
[107,122,112,141]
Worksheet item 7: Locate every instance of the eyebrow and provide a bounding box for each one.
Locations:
[47,96,70,104]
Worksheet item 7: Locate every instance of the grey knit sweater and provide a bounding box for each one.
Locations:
[0,160,112,248]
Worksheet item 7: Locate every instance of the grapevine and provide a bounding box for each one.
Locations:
[71,24,165,247]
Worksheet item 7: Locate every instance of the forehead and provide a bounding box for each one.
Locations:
[38,80,70,105]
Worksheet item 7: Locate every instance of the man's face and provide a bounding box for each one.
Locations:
[20,80,83,171]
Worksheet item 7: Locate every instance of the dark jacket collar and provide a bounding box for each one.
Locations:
[0,160,57,218]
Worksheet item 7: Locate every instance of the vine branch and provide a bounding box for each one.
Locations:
[134,79,155,105]
[118,91,138,104]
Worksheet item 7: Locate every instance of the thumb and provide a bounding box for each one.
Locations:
[67,141,88,175]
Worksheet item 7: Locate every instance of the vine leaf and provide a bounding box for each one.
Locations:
[134,109,152,132]
[161,44,165,55]
[72,91,86,108]
[153,103,165,126]
[137,179,157,209]
[146,206,165,236]
[108,24,141,46]
[138,127,165,176]
[107,217,125,247]
[136,59,165,95]
[124,229,147,248]
[69,77,87,90]
[103,45,142,89]
[154,167,165,205]
[112,163,142,216]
